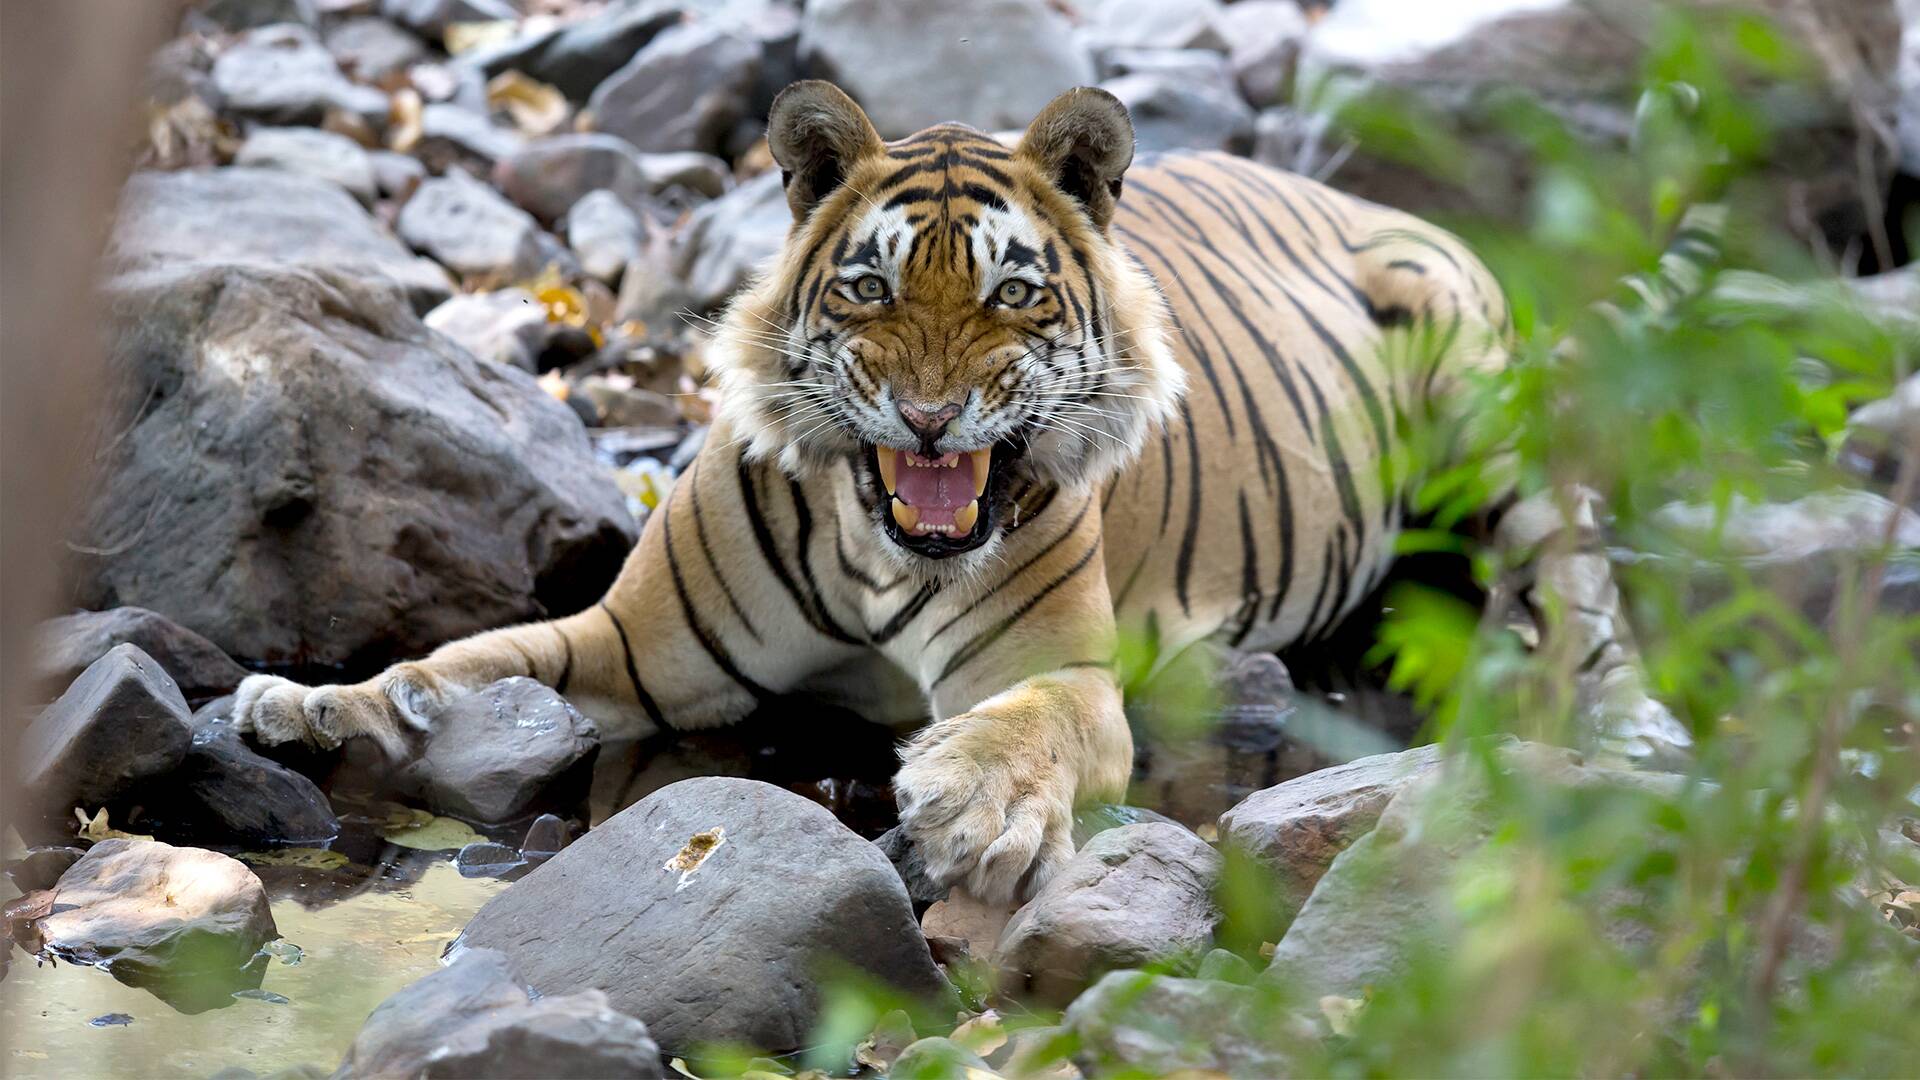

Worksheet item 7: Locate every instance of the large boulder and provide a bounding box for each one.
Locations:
[800,0,1097,137]
[34,840,278,1012]
[73,170,633,671]
[18,644,193,813]
[672,169,790,311]
[106,167,450,311]
[162,709,339,845]
[997,823,1222,1004]
[1217,742,1444,925]
[400,677,600,823]
[455,777,948,1054]
[35,606,250,703]
[587,22,761,157]
[337,948,663,1079]
[233,126,378,205]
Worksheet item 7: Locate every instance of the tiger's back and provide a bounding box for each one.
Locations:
[1099,151,1507,662]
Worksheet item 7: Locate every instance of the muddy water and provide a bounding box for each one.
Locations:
[2,855,507,1079]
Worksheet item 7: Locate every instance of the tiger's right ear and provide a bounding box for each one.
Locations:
[766,81,886,221]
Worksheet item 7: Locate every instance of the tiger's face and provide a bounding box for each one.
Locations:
[713,83,1183,567]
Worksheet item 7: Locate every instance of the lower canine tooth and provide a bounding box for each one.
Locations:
[891,498,919,532]
[969,449,991,496]
[954,499,979,533]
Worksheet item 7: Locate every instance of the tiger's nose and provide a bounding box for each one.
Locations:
[896,400,962,448]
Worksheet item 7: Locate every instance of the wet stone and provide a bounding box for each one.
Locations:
[520,813,570,858]
[18,644,192,814]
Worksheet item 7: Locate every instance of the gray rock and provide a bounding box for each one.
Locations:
[587,22,761,157]
[997,822,1222,1005]
[800,0,1097,138]
[36,606,250,703]
[211,23,388,126]
[1217,742,1445,925]
[873,824,947,907]
[1098,47,1236,89]
[466,2,683,100]
[1250,106,1319,175]
[568,189,649,284]
[1100,72,1255,154]
[671,169,789,311]
[456,777,947,1054]
[424,288,552,370]
[325,16,430,84]
[107,167,452,311]
[1259,742,1683,1003]
[397,170,560,282]
[401,677,600,823]
[1079,0,1227,52]
[5,847,86,894]
[1065,972,1298,1077]
[337,948,663,1079]
[194,0,319,32]
[1219,0,1307,107]
[19,644,193,811]
[381,0,517,40]
[368,149,427,198]
[634,150,732,200]
[235,127,378,205]
[37,840,278,1007]
[521,813,571,857]
[455,841,528,878]
[414,103,527,174]
[169,713,339,844]
[79,176,632,670]
[495,133,653,224]
[1071,803,1181,848]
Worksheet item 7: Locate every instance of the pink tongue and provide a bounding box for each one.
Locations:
[896,453,976,512]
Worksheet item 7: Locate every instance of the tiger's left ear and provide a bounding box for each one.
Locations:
[1016,88,1135,229]
[766,81,886,221]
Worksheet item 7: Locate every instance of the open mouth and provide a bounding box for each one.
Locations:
[868,443,1008,557]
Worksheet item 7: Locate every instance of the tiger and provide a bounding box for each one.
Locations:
[231,81,1646,902]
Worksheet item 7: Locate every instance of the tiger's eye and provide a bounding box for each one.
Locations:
[996,280,1031,307]
[855,275,888,301]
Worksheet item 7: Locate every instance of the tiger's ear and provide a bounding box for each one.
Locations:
[1016,88,1135,229]
[766,81,886,221]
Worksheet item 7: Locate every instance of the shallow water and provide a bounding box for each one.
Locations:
[2,857,507,1078]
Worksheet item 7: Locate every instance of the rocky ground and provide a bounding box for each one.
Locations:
[8,0,1920,1076]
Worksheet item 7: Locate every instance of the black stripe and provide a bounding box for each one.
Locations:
[927,495,1092,643]
[690,458,764,643]
[737,459,862,644]
[787,477,864,643]
[1172,399,1204,616]
[663,509,772,701]
[871,585,939,645]
[1229,489,1260,647]
[932,538,1103,690]
[599,602,666,727]
[553,628,574,695]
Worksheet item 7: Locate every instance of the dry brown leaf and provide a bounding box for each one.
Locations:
[444,19,519,55]
[388,87,424,154]
[74,807,152,844]
[951,1009,1007,1057]
[487,70,569,136]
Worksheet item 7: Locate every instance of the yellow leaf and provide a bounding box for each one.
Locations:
[382,813,486,851]
[444,19,519,55]
[487,70,569,136]
[239,848,350,870]
[74,808,151,844]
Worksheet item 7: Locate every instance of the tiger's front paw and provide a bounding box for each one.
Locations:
[231,664,446,759]
[893,715,1076,904]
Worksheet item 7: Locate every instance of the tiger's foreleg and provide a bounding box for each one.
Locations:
[1493,488,1693,767]
[889,501,1131,903]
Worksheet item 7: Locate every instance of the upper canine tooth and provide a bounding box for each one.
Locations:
[969,449,991,496]
[954,499,979,533]
[875,446,897,493]
[891,498,919,532]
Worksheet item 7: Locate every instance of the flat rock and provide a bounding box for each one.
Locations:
[37,839,278,1011]
[466,2,682,100]
[166,712,339,844]
[108,167,451,311]
[1217,742,1445,925]
[1065,971,1298,1077]
[456,776,948,1054]
[401,677,600,823]
[211,23,388,126]
[235,126,378,205]
[19,644,193,812]
[568,189,648,284]
[79,178,632,670]
[36,606,250,704]
[337,947,662,1079]
[424,288,552,370]
[398,170,560,282]
[800,0,1096,138]
[997,822,1222,1005]
[588,22,761,156]
[671,169,789,311]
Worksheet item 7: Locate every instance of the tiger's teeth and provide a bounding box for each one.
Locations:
[875,446,897,494]
[954,500,979,533]
[969,449,991,496]
[891,498,918,532]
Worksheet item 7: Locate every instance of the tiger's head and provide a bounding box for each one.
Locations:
[710,81,1184,567]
